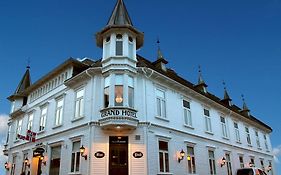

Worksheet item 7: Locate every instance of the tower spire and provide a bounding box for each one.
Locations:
[241,94,250,116]
[195,66,208,93]
[153,38,168,71]
[107,0,133,26]
[221,81,232,106]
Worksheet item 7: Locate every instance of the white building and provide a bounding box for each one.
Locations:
[3,0,275,175]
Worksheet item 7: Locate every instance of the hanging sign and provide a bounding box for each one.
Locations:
[100,108,137,118]
[133,152,143,158]
[95,151,105,158]
[33,147,45,157]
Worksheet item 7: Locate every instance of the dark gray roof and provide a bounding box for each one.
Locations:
[107,0,133,26]
[10,67,31,99]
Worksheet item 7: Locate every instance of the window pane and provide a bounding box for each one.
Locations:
[104,76,110,87]
[128,76,134,87]
[159,152,164,172]
[73,141,80,151]
[128,87,134,108]
[104,87,109,108]
[165,152,169,172]
[156,89,165,98]
[183,100,190,108]
[115,75,123,85]
[116,41,123,56]
[115,85,123,106]
[204,109,210,116]
[76,89,84,98]
[76,152,80,172]
[71,153,75,172]
[159,141,168,150]
[157,98,161,116]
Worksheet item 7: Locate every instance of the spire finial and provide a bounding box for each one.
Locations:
[26,58,31,69]
[221,80,231,105]
[157,37,163,60]
[198,65,205,84]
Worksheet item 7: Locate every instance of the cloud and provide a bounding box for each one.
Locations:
[273,145,281,164]
[0,114,9,136]
[0,138,8,174]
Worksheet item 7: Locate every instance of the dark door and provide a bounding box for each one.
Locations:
[109,136,128,175]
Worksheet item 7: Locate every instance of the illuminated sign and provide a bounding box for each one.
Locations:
[101,108,137,118]
[133,152,143,158]
[95,151,105,158]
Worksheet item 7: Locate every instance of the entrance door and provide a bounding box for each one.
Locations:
[109,136,128,175]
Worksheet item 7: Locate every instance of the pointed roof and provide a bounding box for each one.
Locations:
[8,66,31,101]
[107,0,133,26]
[197,66,207,87]
[221,81,232,106]
[241,95,250,116]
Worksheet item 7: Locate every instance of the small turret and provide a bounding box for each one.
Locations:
[194,66,207,93]
[221,81,232,106]
[240,94,250,117]
[153,39,168,71]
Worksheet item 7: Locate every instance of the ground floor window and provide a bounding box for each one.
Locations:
[208,150,216,175]
[159,140,169,173]
[239,156,244,168]
[187,146,196,174]
[225,153,232,175]
[71,141,81,172]
[50,146,62,175]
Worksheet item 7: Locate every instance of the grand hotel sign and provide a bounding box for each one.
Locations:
[100,107,137,118]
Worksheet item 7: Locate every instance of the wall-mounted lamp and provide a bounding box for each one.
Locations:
[4,162,9,170]
[39,156,46,166]
[249,162,254,167]
[178,149,185,163]
[220,157,226,167]
[267,165,272,172]
[80,145,87,160]
[24,157,30,167]
[187,155,191,161]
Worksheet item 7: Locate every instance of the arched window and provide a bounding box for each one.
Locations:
[116,34,123,56]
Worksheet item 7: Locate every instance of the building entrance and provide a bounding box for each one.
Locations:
[109,136,128,175]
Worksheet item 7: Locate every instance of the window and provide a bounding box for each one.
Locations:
[16,119,22,140]
[260,159,265,170]
[50,146,61,175]
[234,122,240,142]
[104,76,110,108]
[187,146,196,174]
[255,131,261,148]
[39,106,47,131]
[27,113,34,131]
[239,156,244,168]
[115,75,123,106]
[268,161,273,175]
[21,153,28,174]
[220,116,228,138]
[71,141,81,173]
[204,109,212,132]
[116,34,123,56]
[264,134,269,150]
[75,88,84,118]
[6,125,11,144]
[250,157,255,167]
[183,100,192,127]
[225,153,232,175]
[11,155,16,175]
[245,127,251,145]
[159,140,169,173]
[55,98,64,126]
[128,76,134,108]
[208,150,216,175]
[156,89,166,118]
[11,101,15,113]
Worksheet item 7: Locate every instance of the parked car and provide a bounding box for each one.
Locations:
[236,168,267,175]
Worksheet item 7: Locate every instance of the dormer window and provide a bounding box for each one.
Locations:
[116,34,123,56]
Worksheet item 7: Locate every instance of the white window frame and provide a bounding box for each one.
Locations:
[263,134,269,150]
[245,127,251,145]
[27,113,34,131]
[158,140,169,173]
[16,119,23,140]
[208,149,216,175]
[183,100,192,127]
[104,76,110,108]
[55,97,64,126]
[128,75,134,108]
[70,140,81,173]
[39,106,47,132]
[255,130,261,148]
[220,116,228,138]
[156,88,166,118]
[234,122,241,143]
[74,88,84,119]
[115,34,123,56]
[204,109,212,133]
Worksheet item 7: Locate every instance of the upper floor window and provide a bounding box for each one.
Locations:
[11,101,15,113]
[116,34,123,56]
[183,100,192,127]
[55,98,64,126]
[39,106,47,132]
[220,116,228,138]
[128,76,134,108]
[208,150,216,175]
[159,140,169,173]
[16,119,23,140]
[234,122,241,142]
[75,88,84,118]
[204,109,212,133]
[27,113,34,131]
[71,140,81,173]
[263,134,269,150]
[115,75,123,106]
[156,89,166,118]
[245,127,251,145]
[255,131,261,148]
[187,146,196,174]
[104,76,110,108]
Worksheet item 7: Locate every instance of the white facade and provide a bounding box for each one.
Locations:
[3,0,275,175]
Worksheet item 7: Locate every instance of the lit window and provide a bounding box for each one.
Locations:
[255,131,261,148]
[55,98,64,126]
[208,150,216,175]
[22,153,28,174]
[204,109,212,132]
[159,141,169,173]
[187,146,196,174]
[116,34,123,56]
[50,146,62,175]
[115,75,123,106]
[225,153,232,175]
[27,113,34,131]
[239,156,244,168]
[128,76,134,108]
[234,122,240,142]
[156,89,166,118]
[245,127,251,145]
[104,76,110,108]
[183,100,192,127]
[71,141,81,173]
[220,116,228,138]
[75,88,84,118]
[39,106,47,131]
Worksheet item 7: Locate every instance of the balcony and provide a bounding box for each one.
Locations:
[99,107,138,131]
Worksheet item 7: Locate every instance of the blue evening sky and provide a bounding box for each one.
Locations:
[0,0,280,174]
